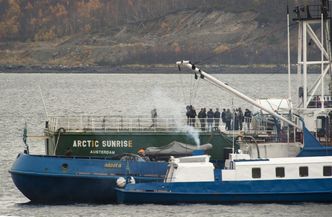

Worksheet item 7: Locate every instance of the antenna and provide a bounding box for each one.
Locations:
[287,1,292,103]
[231,98,235,154]
[38,85,49,119]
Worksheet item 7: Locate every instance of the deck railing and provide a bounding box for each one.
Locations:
[45,115,297,142]
[307,95,332,108]
[47,115,192,132]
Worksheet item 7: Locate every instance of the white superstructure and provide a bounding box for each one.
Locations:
[223,155,332,181]
[164,154,332,183]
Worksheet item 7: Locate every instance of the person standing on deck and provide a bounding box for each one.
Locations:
[137,148,150,161]
[221,108,226,124]
[225,109,232,130]
[189,106,197,127]
[244,108,252,131]
[238,107,244,131]
[151,108,157,128]
[214,108,221,131]
[186,105,191,125]
[207,108,214,132]
[198,108,206,131]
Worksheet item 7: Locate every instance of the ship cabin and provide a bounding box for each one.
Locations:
[164,154,332,183]
[223,153,332,181]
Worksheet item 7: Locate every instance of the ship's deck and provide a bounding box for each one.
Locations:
[45,115,298,144]
[46,115,276,133]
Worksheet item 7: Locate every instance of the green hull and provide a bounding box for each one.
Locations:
[45,131,234,161]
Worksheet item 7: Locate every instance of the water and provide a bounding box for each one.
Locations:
[1,72,332,216]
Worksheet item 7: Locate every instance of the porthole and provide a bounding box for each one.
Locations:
[299,166,308,177]
[323,166,332,176]
[252,168,261,178]
[62,163,69,170]
[276,167,285,178]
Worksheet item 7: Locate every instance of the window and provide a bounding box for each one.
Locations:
[276,167,285,178]
[323,166,332,176]
[299,166,308,177]
[252,168,261,178]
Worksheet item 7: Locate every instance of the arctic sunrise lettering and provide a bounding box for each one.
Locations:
[72,140,133,148]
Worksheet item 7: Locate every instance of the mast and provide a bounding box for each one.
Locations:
[290,0,332,134]
[287,3,292,103]
[293,1,332,110]
[176,60,300,129]
[322,10,325,109]
[287,2,292,144]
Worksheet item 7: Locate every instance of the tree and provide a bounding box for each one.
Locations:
[0,0,21,40]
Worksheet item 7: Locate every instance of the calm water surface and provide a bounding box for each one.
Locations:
[0,73,332,217]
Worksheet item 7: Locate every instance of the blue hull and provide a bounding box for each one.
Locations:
[9,153,168,204]
[116,179,332,204]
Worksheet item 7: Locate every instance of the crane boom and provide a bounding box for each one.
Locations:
[176,60,300,130]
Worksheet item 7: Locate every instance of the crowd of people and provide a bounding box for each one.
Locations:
[186,105,253,132]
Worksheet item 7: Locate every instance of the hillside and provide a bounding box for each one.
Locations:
[0,0,313,72]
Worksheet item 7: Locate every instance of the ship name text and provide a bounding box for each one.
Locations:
[72,139,133,148]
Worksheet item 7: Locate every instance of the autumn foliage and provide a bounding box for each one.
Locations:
[0,0,291,67]
[0,0,104,41]
[0,0,208,41]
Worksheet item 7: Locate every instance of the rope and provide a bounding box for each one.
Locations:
[189,73,194,105]
[53,128,65,155]
[192,77,201,106]
[178,73,187,105]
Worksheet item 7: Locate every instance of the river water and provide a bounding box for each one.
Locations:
[1,72,332,217]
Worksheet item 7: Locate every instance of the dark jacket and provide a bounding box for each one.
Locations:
[207,110,214,122]
[198,110,206,119]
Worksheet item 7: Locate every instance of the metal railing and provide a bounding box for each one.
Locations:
[307,95,332,108]
[293,4,330,20]
[47,115,192,132]
[46,115,298,141]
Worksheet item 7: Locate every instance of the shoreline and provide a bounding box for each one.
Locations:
[0,64,300,74]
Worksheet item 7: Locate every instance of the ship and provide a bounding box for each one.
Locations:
[115,9,332,202]
[10,153,168,204]
[116,138,332,204]
[44,116,234,162]
[10,0,332,204]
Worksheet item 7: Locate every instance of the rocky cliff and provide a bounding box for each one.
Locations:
[0,0,313,71]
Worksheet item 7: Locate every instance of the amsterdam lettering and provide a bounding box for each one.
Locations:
[72,139,133,148]
[90,150,115,155]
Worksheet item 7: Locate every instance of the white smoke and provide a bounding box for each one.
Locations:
[149,88,201,147]
[183,125,200,147]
